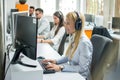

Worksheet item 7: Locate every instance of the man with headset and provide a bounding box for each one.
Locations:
[42,11,93,79]
[35,8,50,35]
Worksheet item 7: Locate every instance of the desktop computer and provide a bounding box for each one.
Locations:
[10,11,29,48]
[112,17,120,34]
[5,15,43,80]
[11,15,38,67]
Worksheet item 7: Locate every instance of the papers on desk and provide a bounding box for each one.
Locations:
[43,72,85,80]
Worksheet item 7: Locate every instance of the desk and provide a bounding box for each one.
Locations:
[37,43,61,59]
[43,72,85,80]
[37,43,85,80]
[6,43,85,80]
[6,51,43,80]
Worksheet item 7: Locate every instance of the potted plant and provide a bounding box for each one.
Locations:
[19,0,27,4]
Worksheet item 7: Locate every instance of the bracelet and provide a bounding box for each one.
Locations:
[59,65,64,71]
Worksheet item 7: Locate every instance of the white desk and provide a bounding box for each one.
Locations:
[37,43,61,59]
[6,43,85,80]
[43,72,85,80]
[37,43,85,80]
[6,51,43,80]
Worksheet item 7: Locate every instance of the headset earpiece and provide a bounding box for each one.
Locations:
[74,11,82,30]
[58,11,63,23]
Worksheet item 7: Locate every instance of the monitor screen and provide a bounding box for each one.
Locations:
[112,17,120,29]
[84,14,94,22]
[11,15,38,65]
[11,9,18,12]
[11,11,29,47]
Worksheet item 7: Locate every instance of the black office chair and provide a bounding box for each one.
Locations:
[49,22,54,30]
[58,31,69,56]
[92,26,112,39]
[89,34,112,80]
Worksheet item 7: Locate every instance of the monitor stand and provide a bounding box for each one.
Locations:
[17,55,37,68]
[11,46,37,68]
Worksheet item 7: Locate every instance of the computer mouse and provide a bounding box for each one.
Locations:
[37,56,45,59]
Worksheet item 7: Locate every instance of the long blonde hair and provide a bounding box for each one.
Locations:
[65,12,85,59]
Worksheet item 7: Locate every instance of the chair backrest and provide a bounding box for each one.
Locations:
[58,31,69,56]
[90,34,112,73]
[49,22,54,30]
[92,26,112,39]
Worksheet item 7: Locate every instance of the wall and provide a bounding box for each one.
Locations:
[0,0,5,79]
[115,0,120,17]
[103,0,115,28]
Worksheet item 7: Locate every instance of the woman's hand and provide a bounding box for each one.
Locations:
[42,59,56,64]
[37,39,42,43]
[37,35,45,39]
[45,63,61,72]
[37,39,44,43]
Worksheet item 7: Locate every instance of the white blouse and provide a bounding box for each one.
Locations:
[44,25,65,51]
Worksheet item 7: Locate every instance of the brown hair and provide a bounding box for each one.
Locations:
[53,11,64,36]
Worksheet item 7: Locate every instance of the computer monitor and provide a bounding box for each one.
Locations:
[84,14,95,26]
[11,9,19,12]
[11,15,38,67]
[112,17,120,34]
[84,14,94,22]
[11,11,29,47]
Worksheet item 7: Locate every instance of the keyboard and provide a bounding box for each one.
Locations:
[113,31,120,35]
[37,59,55,74]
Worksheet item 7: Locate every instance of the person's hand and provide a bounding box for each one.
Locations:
[37,35,44,39]
[42,59,56,64]
[37,35,40,38]
[45,63,61,72]
[37,39,44,43]
[37,39,42,43]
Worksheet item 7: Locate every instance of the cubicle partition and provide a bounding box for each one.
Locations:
[0,0,5,80]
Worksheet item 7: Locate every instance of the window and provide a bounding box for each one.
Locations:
[40,0,56,15]
[86,0,104,15]
[59,0,77,15]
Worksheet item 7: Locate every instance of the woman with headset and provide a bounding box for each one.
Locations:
[37,11,65,51]
[42,12,93,78]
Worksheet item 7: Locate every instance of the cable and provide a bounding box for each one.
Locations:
[4,61,11,80]
[6,43,13,60]
[4,44,13,80]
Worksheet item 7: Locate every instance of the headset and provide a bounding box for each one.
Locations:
[74,11,82,30]
[58,11,64,22]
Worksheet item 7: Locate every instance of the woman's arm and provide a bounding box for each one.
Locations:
[61,39,93,78]
[37,35,45,39]
[51,27,65,45]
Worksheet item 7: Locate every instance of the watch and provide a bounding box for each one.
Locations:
[59,65,64,71]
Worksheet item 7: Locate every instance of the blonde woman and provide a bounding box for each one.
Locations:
[42,12,93,78]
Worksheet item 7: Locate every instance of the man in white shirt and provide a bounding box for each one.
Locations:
[29,6,35,17]
[35,8,50,35]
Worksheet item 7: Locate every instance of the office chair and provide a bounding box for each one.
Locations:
[58,31,69,56]
[89,34,112,80]
[49,22,54,30]
[92,26,112,39]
